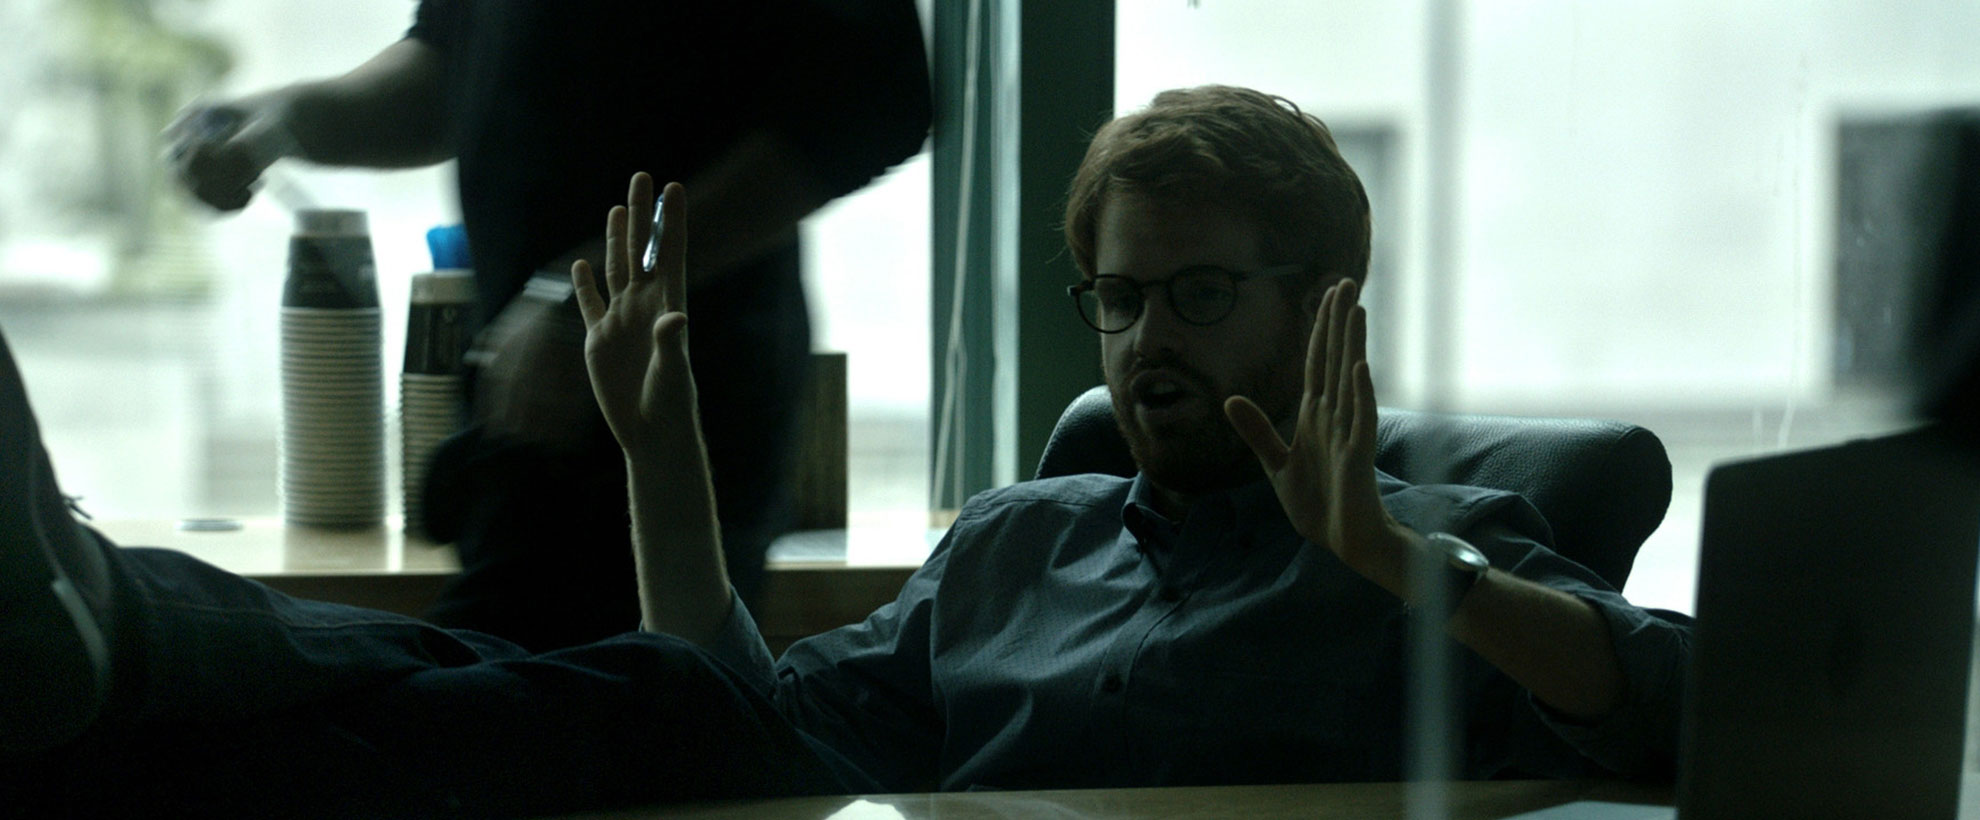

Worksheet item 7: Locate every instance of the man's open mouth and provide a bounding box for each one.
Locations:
[1131,371,1197,412]
[1141,381,1187,409]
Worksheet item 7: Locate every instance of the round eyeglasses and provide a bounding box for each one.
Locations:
[1068,263,1307,333]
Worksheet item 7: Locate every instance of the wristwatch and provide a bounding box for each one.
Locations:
[1426,532,1490,610]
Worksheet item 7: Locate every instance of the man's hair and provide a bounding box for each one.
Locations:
[1064,85,1371,290]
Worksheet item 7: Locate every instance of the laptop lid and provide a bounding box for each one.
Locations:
[1679,427,1980,819]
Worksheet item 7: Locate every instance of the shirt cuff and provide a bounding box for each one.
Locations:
[693,588,780,697]
[1530,591,1691,778]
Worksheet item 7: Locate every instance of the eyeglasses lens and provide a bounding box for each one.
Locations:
[1171,270,1238,325]
[1080,280,1141,333]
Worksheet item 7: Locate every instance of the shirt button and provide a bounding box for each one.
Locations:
[1159,586,1184,603]
[1100,672,1124,694]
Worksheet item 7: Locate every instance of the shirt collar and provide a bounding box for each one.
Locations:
[1122,472,1282,525]
[1122,470,1413,531]
[1120,474,1183,560]
[1120,473,1293,577]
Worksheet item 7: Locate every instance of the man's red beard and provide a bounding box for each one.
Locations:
[1109,350,1302,497]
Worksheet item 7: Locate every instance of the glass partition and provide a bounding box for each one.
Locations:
[0,0,932,534]
[1118,0,1980,613]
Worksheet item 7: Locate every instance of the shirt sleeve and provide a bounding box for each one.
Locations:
[756,0,933,198]
[1466,514,1693,779]
[1528,591,1691,778]
[766,528,958,792]
[698,589,780,696]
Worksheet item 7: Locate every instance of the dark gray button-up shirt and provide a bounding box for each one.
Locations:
[709,471,1690,792]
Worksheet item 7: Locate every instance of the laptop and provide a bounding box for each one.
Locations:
[1518,426,1980,819]
[1680,426,1980,818]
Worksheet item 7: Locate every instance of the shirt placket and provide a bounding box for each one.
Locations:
[1092,512,1203,783]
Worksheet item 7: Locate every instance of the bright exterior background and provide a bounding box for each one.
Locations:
[1117,0,1980,612]
[4,1,1978,614]
[0,0,934,534]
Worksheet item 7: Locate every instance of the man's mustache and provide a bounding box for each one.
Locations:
[1123,356,1215,399]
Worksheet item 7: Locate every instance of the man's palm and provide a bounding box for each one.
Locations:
[1226,279,1396,564]
[571,173,696,458]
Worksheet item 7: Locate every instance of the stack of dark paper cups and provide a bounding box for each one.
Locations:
[279,209,384,528]
[400,270,475,537]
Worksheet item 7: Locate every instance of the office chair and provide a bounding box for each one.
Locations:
[1033,386,1672,590]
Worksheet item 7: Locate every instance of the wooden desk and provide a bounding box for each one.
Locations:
[558,780,1673,820]
[91,518,929,649]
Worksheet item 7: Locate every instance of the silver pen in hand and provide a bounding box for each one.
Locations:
[642,191,666,271]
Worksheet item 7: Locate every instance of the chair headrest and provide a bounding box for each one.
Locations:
[1033,386,1671,590]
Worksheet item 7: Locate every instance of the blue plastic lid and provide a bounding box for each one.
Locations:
[425,224,471,270]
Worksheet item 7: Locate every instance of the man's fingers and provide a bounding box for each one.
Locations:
[1348,301,1368,369]
[657,181,688,314]
[626,172,655,281]
[1336,302,1366,432]
[194,179,254,212]
[1324,279,1355,407]
[1225,395,1292,472]
[1304,282,1336,401]
[652,311,693,400]
[603,206,630,297]
[1350,361,1378,466]
[571,260,607,326]
[652,311,689,358]
[162,105,274,212]
[179,147,259,211]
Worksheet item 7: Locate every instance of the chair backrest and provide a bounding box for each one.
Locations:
[1033,386,1672,590]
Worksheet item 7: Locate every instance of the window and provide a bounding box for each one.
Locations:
[804,156,933,532]
[1118,0,1980,612]
[0,0,932,535]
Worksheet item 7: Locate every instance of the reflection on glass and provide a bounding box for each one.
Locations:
[824,798,911,820]
[1117,0,1980,614]
[3,1,933,536]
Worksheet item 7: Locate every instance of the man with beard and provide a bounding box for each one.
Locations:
[1,86,1685,816]
[748,86,1687,789]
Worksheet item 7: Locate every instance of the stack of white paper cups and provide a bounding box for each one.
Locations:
[279,209,384,528]
[400,270,475,537]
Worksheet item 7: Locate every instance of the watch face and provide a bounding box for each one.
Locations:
[1435,533,1490,574]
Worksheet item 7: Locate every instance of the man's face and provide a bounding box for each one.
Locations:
[1096,191,1310,496]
